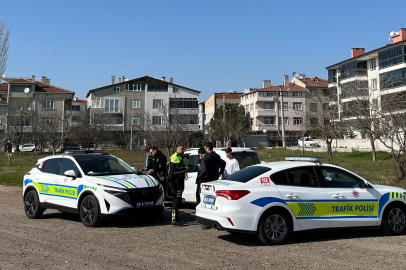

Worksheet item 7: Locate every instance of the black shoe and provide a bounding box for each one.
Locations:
[201,225,211,230]
[172,220,185,226]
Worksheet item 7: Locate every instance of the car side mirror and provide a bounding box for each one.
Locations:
[64,170,77,180]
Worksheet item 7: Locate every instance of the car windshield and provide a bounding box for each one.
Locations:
[74,155,134,176]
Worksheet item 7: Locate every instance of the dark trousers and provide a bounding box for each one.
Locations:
[196,182,201,204]
[169,175,184,211]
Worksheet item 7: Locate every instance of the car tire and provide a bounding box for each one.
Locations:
[381,203,406,235]
[257,209,291,245]
[80,195,101,227]
[24,190,44,219]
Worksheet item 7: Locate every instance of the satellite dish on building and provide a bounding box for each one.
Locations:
[390,31,395,37]
[24,87,30,94]
[263,129,267,133]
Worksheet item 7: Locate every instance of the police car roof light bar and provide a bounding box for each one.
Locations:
[64,150,107,155]
[285,157,324,163]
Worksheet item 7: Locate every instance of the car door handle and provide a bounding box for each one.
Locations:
[332,194,345,199]
[285,194,298,199]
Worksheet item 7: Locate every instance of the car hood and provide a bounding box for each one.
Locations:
[87,174,158,189]
[371,184,406,194]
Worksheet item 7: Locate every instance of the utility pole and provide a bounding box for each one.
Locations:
[130,84,134,150]
[280,86,286,148]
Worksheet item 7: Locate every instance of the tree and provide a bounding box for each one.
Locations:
[206,103,251,147]
[70,111,109,150]
[0,17,10,78]
[37,110,69,155]
[304,89,345,164]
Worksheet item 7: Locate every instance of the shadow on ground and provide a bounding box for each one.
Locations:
[218,227,387,247]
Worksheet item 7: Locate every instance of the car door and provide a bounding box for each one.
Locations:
[53,158,82,209]
[316,166,380,228]
[273,166,330,230]
[35,158,62,204]
[182,154,200,202]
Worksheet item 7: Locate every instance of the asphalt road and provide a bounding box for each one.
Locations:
[1,185,406,270]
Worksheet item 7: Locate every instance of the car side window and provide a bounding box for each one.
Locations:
[42,158,62,174]
[270,171,289,185]
[321,167,363,188]
[285,166,319,187]
[59,159,81,177]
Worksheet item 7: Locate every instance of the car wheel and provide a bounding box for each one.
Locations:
[80,195,101,227]
[24,190,44,219]
[257,209,291,245]
[381,203,406,235]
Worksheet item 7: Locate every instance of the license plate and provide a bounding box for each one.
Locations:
[203,196,216,205]
[136,201,154,208]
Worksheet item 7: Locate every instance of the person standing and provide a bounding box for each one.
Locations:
[224,147,240,177]
[168,145,187,226]
[142,146,167,182]
[204,142,226,179]
[195,147,206,204]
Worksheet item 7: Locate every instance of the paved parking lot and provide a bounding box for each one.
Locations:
[1,185,406,270]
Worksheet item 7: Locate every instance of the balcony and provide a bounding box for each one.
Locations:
[255,109,277,116]
[257,96,277,102]
[253,123,277,131]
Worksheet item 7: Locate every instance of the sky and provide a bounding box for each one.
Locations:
[1,0,406,101]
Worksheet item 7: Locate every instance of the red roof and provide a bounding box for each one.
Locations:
[73,97,87,103]
[35,81,74,94]
[0,83,8,91]
[298,77,328,87]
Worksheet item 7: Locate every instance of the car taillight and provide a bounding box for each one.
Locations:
[215,190,250,200]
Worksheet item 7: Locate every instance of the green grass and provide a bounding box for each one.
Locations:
[1,148,403,188]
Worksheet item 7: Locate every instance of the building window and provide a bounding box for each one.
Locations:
[281,92,288,97]
[264,117,275,125]
[371,79,377,90]
[152,116,162,125]
[72,105,81,111]
[108,116,122,125]
[153,99,163,109]
[293,103,302,111]
[91,97,101,108]
[278,117,288,125]
[292,92,302,97]
[309,89,316,96]
[105,99,119,112]
[169,98,198,108]
[293,117,303,125]
[126,83,145,91]
[131,99,140,109]
[131,116,140,125]
[323,103,329,110]
[310,103,317,111]
[278,102,288,111]
[379,68,406,90]
[114,86,120,92]
[43,100,54,109]
[264,103,275,110]
[246,105,249,112]
[46,93,51,97]
[370,59,376,70]
[323,89,329,96]
[173,87,179,93]
[148,84,168,92]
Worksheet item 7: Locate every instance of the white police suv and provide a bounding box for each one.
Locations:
[23,151,164,227]
[196,157,406,245]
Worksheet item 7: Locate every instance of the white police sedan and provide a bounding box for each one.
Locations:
[196,157,406,245]
[23,151,164,227]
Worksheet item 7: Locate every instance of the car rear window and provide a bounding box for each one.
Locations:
[233,152,260,169]
[225,166,271,183]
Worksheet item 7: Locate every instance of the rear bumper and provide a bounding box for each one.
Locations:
[196,216,255,234]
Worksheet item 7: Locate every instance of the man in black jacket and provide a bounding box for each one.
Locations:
[142,146,167,182]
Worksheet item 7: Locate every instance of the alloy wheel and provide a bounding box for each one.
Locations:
[264,214,288,241]
[388,208,406,232]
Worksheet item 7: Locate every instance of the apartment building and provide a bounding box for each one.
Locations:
[86,75,200,144]
[326,28,406,121]
[0,76,75,142]
[203,92,243,128]
[241,75,328,146]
